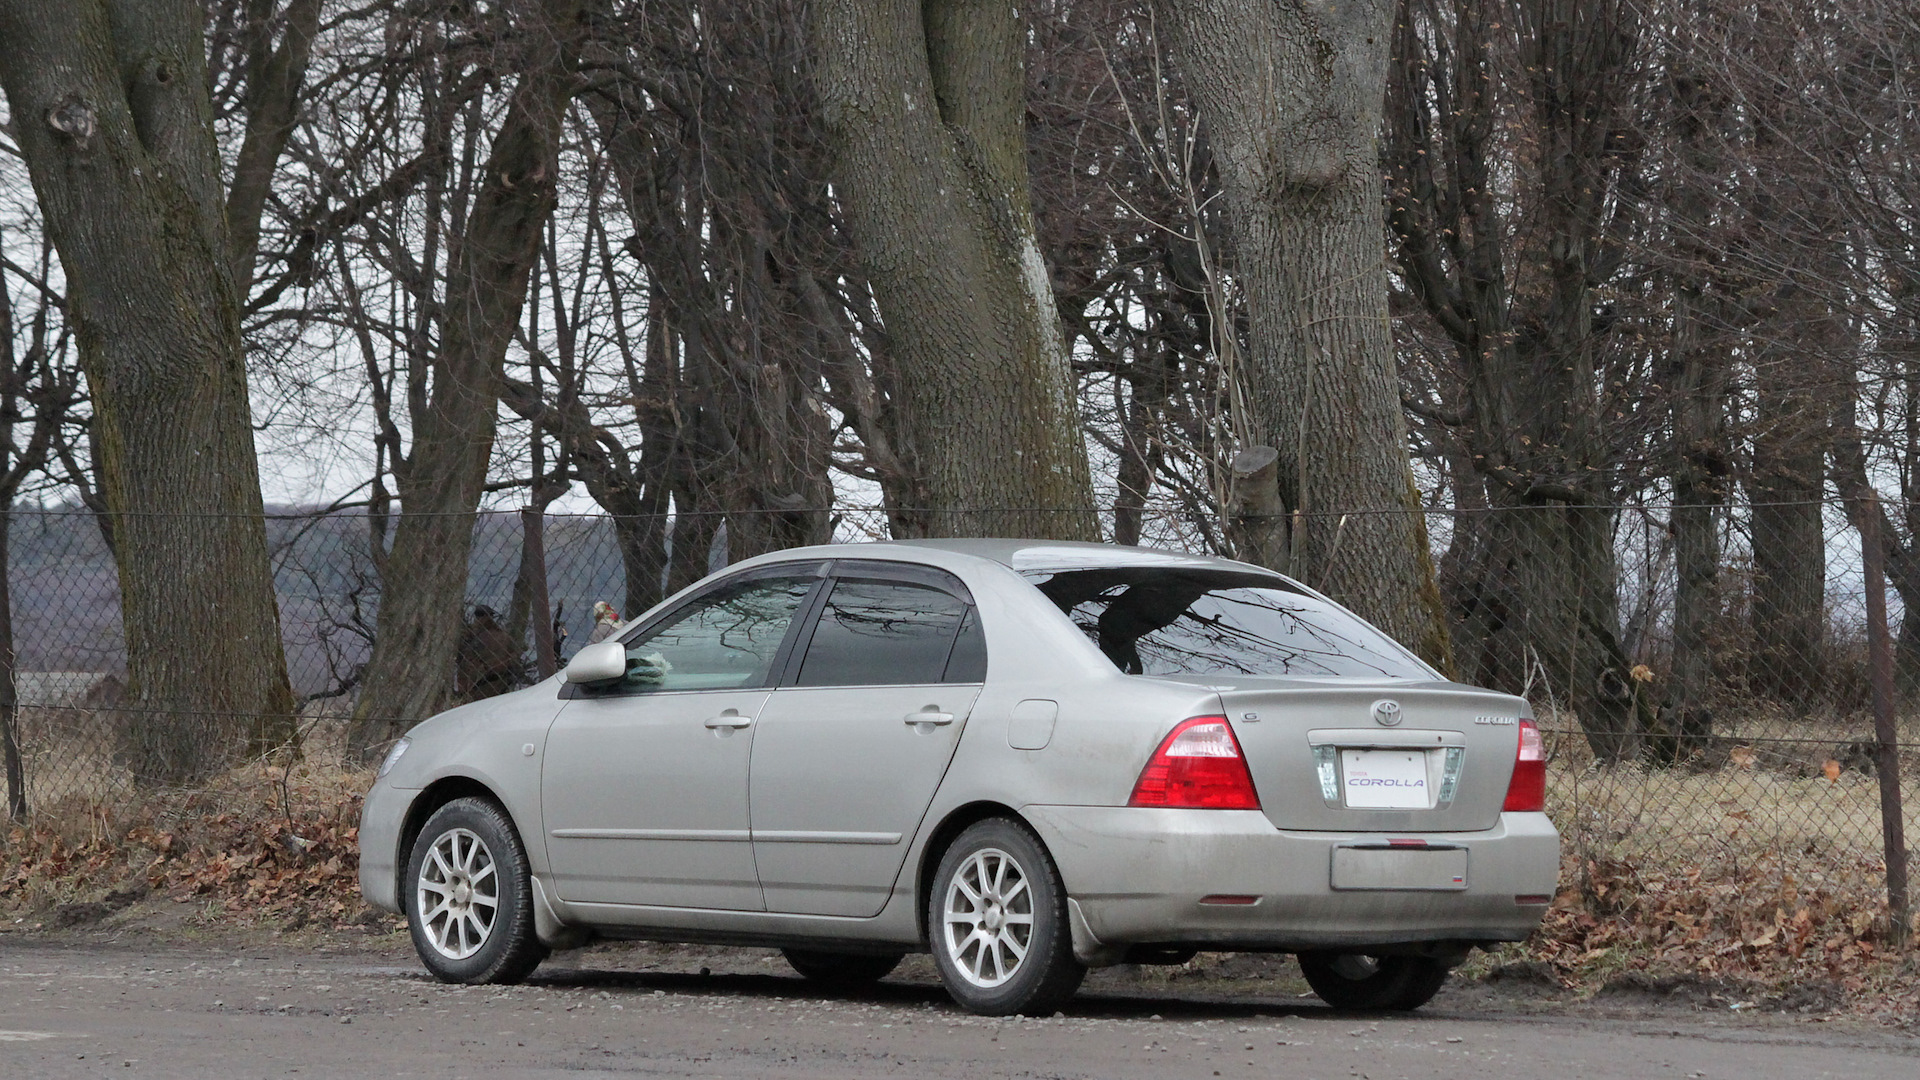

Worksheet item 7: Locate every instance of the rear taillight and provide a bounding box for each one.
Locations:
[1502,718,1546,812]
[1128,716,1261,810]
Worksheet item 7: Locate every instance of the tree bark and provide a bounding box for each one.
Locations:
[809,0,1098,539]
[1153,0,1450,664]
[350,0,583,751]
[1656,57,1730,759]
[1745,99,1832,705]
[0,0,294,782]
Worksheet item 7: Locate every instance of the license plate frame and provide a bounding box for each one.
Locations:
[1330,845,1469,891]
[1339,748,1433,809]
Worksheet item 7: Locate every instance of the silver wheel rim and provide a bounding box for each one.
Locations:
[941,846,1034,989]
[415,827,499,961]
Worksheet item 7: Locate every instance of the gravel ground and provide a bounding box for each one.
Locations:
[1,933,1916,1079]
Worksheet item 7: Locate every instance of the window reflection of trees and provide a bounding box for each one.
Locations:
[633,579,811,674]
[1029,570,1427,679]
[819,582,963,643]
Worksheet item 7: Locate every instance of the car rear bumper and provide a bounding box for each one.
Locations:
[357,780,410,914]
[1024,806,1559,953]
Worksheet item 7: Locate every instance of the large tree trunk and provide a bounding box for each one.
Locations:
[350,0,582,751]
[810,0,1098,540]
[1658,59,1730,759]
[1740,5,1835,706]
[1153,0,1450,664]
[0,0,294,782]
[1746,336,1829,705]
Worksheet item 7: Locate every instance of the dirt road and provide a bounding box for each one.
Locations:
[1,937,1915,1079]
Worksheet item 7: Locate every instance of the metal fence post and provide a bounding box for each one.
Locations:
[1857,494,1911,945]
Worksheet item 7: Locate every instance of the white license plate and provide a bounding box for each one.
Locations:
[1341,749,1432,808]
[1330,845,1468,890]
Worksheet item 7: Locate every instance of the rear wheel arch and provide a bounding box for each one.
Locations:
[914,801,1033,942]
[395,776,509,902]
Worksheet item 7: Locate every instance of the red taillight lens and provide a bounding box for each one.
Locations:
[1502,718,1546,812]
[1128,716,1262,810]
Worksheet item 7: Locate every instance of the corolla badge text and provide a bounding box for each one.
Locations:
[1473,715,1518,726]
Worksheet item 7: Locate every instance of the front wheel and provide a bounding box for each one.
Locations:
[405,797,548,985]
[927,818,1085,1016]
[1298,951,1449,1010]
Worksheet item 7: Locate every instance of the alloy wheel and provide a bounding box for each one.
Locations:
[415,827,498,960]
[941,846,1034,988]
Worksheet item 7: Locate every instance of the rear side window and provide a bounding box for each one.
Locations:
[795,579,976,686]
[1022,567,1432,679]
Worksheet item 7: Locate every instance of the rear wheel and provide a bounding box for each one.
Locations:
[405,797,548,985]
[1298,951,1449,1010]
[782,949,904,988]
[928,818,1085,1016]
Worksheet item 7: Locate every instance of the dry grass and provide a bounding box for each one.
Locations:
[1507,715,1920,1023]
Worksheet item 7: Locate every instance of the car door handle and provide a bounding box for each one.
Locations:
[904,709,955,727]
[704,712,753,729]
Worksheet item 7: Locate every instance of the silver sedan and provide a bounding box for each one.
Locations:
[359,540,1559,1015]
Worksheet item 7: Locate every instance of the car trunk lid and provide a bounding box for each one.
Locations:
[1202,678,1528,832]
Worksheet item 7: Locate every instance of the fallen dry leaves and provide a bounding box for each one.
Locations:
[0,763,378,932]
[1510,849,1920,1023]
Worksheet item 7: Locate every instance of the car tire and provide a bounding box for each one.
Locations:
[782,949,905,988]
[927,818,1085,1016]
[1297,951,1449,1011]
[405,797,549,985]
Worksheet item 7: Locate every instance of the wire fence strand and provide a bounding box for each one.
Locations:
[0,500,1910,927]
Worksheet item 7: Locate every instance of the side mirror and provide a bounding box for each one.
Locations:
[564,640,627,685]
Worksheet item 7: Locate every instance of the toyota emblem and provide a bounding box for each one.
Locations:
[1371,700,1403,727]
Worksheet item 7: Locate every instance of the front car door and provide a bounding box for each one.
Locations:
[748,561,987,916]
[541,565,824,908]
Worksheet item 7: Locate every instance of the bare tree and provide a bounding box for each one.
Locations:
[1656,17,1733,754]
[0,0,296,781]
[1387,0,1656,760]
[0,228,81,816]
[349,0,587,751]
[809,0,1099,539]
[1151,0,1450,663]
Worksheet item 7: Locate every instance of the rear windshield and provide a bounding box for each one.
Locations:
[1021,567,1433,679]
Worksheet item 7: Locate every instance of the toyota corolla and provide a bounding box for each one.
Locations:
[359,540,1560,1015]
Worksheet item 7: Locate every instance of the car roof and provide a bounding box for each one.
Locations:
[751,538,1270,575]
[886,538,1233,570]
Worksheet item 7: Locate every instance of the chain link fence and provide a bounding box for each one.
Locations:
[0,500,1911,928]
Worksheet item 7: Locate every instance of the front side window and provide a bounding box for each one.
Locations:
[1022,567,1432,680]
[616,575,816,692]
[795,579,974,686]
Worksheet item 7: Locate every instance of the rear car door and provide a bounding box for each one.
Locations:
[748,561,987,916]
[541,565,823,909]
